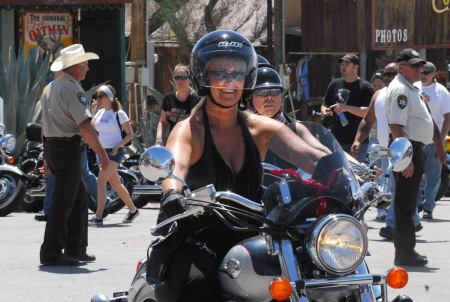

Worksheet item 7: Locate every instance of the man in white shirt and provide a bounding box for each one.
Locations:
[414,61,450,220]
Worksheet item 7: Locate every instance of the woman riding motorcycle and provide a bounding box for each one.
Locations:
[155,30,329,301]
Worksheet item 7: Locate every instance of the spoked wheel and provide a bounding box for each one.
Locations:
[0,172,27,216]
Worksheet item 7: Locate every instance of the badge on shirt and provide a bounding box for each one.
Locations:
[77,92,88,106]
[397,95,407,109]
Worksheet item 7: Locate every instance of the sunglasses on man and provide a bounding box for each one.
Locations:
[253,88,282,97]
[383,71,397,77]
[421,70,432,75]
[173,75,189,81]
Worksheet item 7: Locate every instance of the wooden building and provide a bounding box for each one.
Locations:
[286,0,450,121]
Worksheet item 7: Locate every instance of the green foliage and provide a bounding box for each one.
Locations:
[0,42,51,157]
[0,42,50,136]
[147,86,164,106]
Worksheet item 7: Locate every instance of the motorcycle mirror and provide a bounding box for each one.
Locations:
[139,145,175,182]
[389,138,413,172]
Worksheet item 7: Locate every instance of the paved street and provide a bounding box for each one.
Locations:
[1,198,449,301]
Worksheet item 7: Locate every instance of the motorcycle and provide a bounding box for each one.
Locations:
[351,146,394,212]
[92,122,413,302]
[0,123,27,216]
[19,123,138,214]
[122,154,162,209]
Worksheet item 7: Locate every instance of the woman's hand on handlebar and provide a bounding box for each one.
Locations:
[160,189,186,219]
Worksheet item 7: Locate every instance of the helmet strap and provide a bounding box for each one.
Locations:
[208,94,239,109]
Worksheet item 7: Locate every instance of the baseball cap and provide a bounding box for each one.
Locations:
[338,54,360,65]
[397,49,426,64]
[422,61,436,73]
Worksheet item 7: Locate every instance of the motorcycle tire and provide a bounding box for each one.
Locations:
[435,165,449,202]
[0,172,27,216]
[88,173,135,214]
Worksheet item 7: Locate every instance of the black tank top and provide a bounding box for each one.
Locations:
[186,109,263,257]
[186,109,263,202]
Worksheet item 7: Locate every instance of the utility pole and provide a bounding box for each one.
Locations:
[130,0,146,62]
[128,0,146,122]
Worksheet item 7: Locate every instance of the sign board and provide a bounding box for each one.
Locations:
[372,0,450,49]
[22,11,73,54]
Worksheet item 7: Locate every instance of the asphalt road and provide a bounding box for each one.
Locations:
[1,198,449,301]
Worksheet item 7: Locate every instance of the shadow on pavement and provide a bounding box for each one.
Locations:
[38,265,108,274]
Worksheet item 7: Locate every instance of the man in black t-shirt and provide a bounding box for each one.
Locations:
[321,53,374,162]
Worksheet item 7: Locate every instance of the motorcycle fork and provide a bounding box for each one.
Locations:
[273,239,383,302]
[273,238,308,301]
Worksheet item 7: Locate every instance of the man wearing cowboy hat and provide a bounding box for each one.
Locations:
[40,44,109,266]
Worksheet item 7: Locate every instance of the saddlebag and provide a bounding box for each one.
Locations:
[146,229,186,284]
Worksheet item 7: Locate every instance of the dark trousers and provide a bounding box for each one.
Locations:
[393,143,425,255]
[155,242,221,302]
[40,140,88,261]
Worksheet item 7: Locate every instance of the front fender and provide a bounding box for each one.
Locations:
[0,164,26,178]
[118,166,138,182]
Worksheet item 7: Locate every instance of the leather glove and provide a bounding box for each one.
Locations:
[159,189,186,221]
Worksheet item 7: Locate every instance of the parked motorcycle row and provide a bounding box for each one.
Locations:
[0,123,162,218]
[91,122,415,302]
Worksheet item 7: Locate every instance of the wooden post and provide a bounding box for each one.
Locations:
[128,0,146,122]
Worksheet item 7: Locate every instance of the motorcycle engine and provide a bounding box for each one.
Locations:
[218,236,282,302]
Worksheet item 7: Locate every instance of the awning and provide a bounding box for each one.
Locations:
[0,0,131,4]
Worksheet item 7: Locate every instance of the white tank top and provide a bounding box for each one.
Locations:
[374,87,389,147]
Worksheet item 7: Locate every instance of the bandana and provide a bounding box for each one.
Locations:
[99,85,114,102]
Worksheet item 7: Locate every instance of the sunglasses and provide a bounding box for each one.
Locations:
[253,88,282,97]
[421,70,432,75]
[173,75,189,81]
[97,94,107,99]
[209,70,245,81]
[383,71,398,77]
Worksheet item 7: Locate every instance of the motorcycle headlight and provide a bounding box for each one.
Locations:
[306,214,367,275]
[2,134,16,152]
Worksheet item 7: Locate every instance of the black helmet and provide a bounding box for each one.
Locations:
[190,30,258,97]
[257,55,276,69]
[254,67,284,91]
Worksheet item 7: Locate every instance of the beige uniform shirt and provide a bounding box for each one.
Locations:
[385,74,433,145]
[41,73,92,137]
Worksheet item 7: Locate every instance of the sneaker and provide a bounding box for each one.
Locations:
[422,210,433,220]
[88,216,103,226]
[123,209,140,223]
[379,226,394,240]
[35,211,48,221]
[415,223,423,232]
